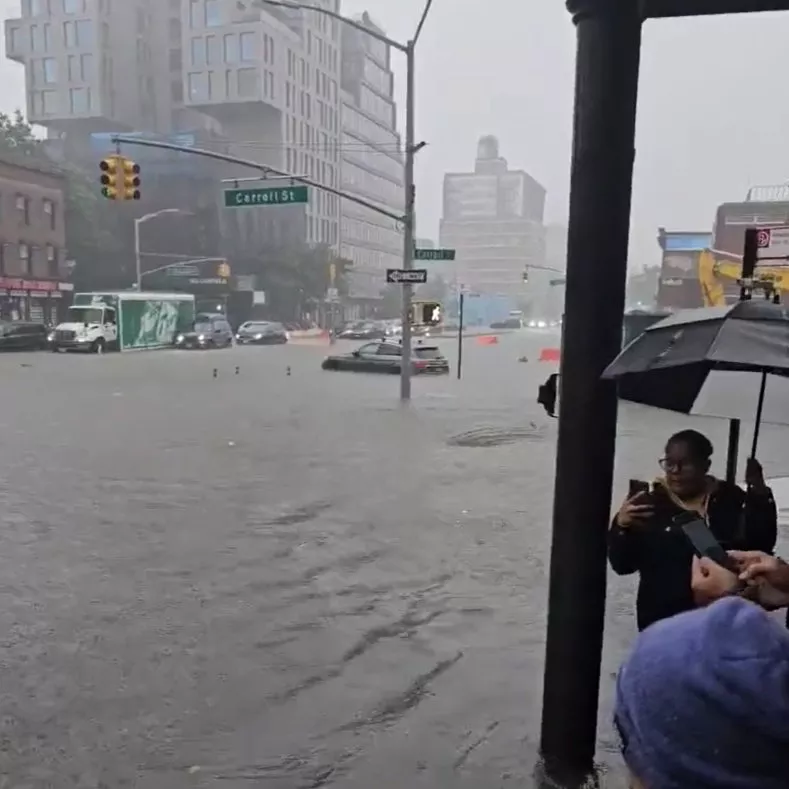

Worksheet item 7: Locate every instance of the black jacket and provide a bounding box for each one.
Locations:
[609,481,777,631]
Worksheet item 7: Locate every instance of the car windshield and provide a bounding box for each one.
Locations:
[193,322,213,333]
[68,307,104,324]
[243,323,271,331]
[415,347,442,359]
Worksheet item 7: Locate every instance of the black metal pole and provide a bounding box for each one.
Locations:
[539,1,642,783]
[457,291,464,380]
[725,419,740,484]
[750,372,767,458]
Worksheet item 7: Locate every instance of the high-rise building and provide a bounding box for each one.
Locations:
[4,0,179,134]
[5,0,342,251]
[185,0,342,249]
[439,136,545,298]
[339,12,403,303]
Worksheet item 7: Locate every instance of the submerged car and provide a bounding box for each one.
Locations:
[174,314,233,349]
[235,321,288,345]
[321,339,449,375]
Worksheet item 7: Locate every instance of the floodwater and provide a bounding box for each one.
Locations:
[1,332,787,788]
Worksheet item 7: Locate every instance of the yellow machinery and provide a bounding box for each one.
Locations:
[697,248,789,306]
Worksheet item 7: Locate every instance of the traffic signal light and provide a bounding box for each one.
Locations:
[522,269,529,282]
[99,156,120,199]
[121,158,141,200]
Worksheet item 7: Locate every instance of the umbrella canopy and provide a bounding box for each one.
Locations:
[602,300,789,423]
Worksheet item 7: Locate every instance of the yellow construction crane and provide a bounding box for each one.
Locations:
[697,248,789,306]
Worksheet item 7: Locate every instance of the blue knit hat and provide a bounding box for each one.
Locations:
[615,597,789,788]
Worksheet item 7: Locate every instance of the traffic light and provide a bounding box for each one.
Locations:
[120,157,141,200]
[418,301,442,326]
[99,156,120,199]
[522,269,529,282]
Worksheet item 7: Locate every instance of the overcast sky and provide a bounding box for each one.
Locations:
[2,0,789,270]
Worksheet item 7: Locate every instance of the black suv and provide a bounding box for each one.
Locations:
[0,321,49,351]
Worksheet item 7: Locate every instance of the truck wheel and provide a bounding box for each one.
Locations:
[92,338,106,354]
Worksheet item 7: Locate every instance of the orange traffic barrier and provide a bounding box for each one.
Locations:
[476,335,499,345]
[539,347,561,362]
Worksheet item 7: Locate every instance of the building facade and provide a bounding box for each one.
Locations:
[4,0,343,253]
[439,136,545,300]
[338,12,404,304]
[0,154,72,324]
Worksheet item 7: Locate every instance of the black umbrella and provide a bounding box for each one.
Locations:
[602,299,789,456]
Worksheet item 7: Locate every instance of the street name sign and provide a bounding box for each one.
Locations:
[386,268,427,284]
[414,248,456,261]
[224,185,309,208]
[755,226,789,260]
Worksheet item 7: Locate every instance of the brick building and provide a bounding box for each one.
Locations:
[0,154,72,324]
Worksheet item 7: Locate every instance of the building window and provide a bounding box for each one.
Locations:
[42,57,57,84]
[223,34,237,63]
[17,195,30,225]
[205,0,220,27]
[24,0,45,16]
[189,0,199,27]
[63,0,84,12]
[75,19,92,46]
[188,72,207,100]
[80,52,92,79]
[206,35,219,65]
[237,68,258,98]
[69,87,89,113]
[18,243,30,274]
[63,21,75,47]
[190,37,204,66]
[240,32,255,62]
[43,199,56,229]
[46,245,57,277]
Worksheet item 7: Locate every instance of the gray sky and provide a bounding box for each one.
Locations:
[3,0,789,270]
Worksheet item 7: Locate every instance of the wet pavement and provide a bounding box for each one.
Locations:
[1,333,788,788]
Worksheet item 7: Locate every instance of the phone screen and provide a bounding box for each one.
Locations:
[678,516,739,572]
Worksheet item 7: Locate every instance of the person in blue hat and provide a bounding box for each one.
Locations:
[614,596,789,788]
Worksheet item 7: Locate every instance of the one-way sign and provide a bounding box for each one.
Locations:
[386,268,427,284]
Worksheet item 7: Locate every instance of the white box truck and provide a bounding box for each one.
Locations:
[49,291,195,352]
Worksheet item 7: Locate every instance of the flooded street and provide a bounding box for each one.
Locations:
[2,332,788,788]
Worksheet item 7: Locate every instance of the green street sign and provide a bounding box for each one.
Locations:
[223,185,309,208]
[414,248,456,261]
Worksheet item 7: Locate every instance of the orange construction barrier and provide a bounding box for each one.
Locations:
[539,347,561,362]
[476,335,499,345]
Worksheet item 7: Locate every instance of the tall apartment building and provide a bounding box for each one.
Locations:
[439,135,546,299]
[339,12,403,303]
[183,0,341,249]
[4,0,342,251]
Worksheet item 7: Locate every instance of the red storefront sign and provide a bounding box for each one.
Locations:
[0,277,59,291]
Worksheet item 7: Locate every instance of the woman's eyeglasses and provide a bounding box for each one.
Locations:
[659,457,694,472]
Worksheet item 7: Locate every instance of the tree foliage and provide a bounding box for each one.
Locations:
[0,110,123,287]
[254,243,352,320]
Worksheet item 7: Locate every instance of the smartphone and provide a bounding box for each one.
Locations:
[650,483,677,517]
[674,512,740,573]
[628,479,650,498]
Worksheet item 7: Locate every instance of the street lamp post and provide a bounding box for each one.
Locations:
[134,208,187,289]
[250,0,435,401]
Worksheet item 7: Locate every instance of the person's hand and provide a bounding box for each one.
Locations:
[691,556,741,606]
[745,457,767,491]
[615,491,653,529]
[727,551,789,610]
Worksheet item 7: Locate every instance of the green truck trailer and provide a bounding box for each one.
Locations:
[50,291,195,352]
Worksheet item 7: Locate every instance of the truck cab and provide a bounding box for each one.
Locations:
[50,304,118,353]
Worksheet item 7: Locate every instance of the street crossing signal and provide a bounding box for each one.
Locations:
[99,156,120,199]
[121,158,141,200]
[412,301,442,326]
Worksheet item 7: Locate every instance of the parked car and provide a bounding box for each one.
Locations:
[174,314,233,350]
[0,320,49,351]
[337,321,387,340]
[321,339,449,375]
[235,321,288,345]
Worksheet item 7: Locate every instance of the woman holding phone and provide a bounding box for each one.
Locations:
[609,428,777,631]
